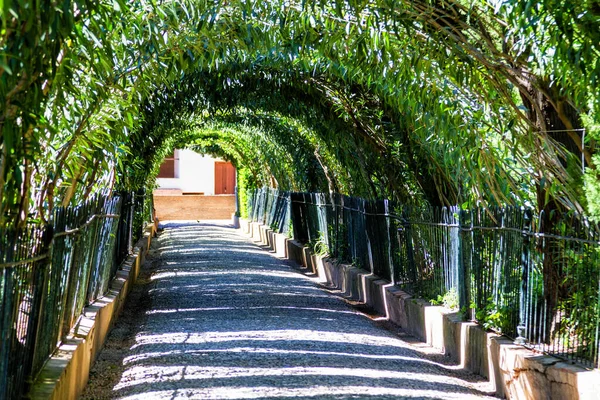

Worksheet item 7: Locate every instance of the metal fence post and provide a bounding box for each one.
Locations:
[515,208,532,345]
[401,209,416,285]
[385,200,395,285]
[457,209,470,319]
[234,185,240,216]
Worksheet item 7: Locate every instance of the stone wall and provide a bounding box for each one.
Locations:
[154,194,235,220]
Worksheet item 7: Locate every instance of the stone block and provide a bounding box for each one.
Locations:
[302,246,314,272]
[319,257,340,288]
[365,277,389,316]
[311,254,320,276]
[339,264,352,297]
[491,336,552,400]
[250,222,262,241]
[321,258,338,288]
[342,266,356,300]
[258,225,269,245]
[239,218,250,234]
[546,362,589,400]
[254,223,261,241]
[442,312,464,364]
[362,274,379,308]
[404,298,428,341]
[351,267,369,302]
[424,305,446,351]
[384,286,405,324]
[312,254,328,283]
[259,225,267,245]
[395,290,413,330]
[571,367,600,400]
[463,323,497,380]
[329,259,344,289]
[486,334,600,400]
[274,233,288,258]
[266,229,275,249]
[286,240,304,265]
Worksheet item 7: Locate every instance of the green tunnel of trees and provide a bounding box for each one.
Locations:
[1,0,599,228]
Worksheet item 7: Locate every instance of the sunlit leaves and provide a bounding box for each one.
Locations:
[1,0,598,228]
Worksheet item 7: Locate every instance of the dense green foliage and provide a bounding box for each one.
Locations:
[1,0,599,228]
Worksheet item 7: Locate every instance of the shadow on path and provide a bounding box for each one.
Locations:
[82,221,496,400]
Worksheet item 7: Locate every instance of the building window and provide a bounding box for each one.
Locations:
[158,151,177,178]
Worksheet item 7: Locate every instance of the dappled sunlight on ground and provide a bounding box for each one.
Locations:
[117,386,491,400]
[130,329,414,349]
[82,221,496,400]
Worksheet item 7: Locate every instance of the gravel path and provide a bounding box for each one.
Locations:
[81,221,496,400]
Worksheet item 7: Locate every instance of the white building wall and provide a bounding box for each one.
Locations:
[156,149,219,195]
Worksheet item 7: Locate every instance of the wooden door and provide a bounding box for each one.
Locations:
[214,162,236,194]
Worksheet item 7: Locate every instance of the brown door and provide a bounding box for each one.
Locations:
[214,162,236,194]
[157,150,178,178]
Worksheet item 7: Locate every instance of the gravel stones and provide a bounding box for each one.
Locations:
[81,221,496,400]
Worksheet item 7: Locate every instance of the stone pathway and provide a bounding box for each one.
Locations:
[81,221,496,400]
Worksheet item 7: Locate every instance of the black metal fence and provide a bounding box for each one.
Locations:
[248,188,600,369]
[0,192,152,399]
[248,188,291,237]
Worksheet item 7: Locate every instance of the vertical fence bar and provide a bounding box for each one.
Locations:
[458,209,469,317]
[515,208,532,344]
[403,209,416,288]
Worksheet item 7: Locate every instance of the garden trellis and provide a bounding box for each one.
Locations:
[1,0,599,395]
[1,0,599,230]
[248,188,600,369]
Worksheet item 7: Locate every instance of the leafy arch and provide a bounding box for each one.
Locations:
[1,0,598,227]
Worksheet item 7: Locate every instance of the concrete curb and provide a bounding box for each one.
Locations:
[28,224,156,400]
[240,219,600,400]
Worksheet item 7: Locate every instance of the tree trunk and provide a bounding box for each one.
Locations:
[521,81,582,344]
